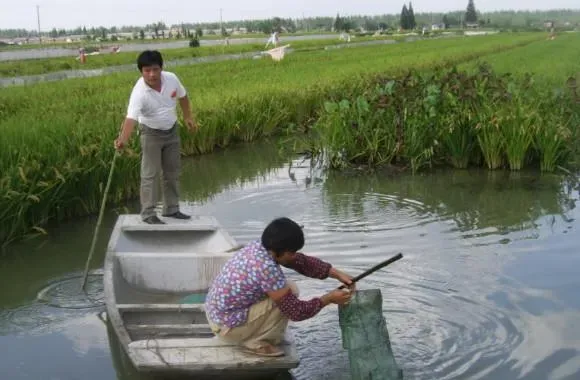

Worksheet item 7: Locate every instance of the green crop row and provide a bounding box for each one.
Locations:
[0,33,545,247]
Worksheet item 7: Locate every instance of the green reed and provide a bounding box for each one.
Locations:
[301,63,579,174]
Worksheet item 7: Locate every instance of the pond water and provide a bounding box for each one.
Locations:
[1,141,579,380]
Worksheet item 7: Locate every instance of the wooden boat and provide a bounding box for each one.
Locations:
[103,214,300,379]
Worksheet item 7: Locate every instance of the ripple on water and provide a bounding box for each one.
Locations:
[316,192,439,233]
[201,179,529,379]
[0,271,105,336]
[0,303,104,337]
[36,271,104,309]
[284,263,526,380]
[180,167,578,379]
[217,188,442,258]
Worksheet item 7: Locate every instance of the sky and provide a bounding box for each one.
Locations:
[3,0,579,30]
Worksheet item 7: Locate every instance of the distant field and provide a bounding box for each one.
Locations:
[0,35,403,78]
[0,31,323,51]
[0,32,549,247]
[460,33,580,84]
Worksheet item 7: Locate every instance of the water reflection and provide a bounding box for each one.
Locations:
[320,169,576,246]
[179,140,288,202]
[0,145,579,380]
[0,307,115,380]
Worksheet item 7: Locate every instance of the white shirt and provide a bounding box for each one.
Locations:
[126,71,187,130]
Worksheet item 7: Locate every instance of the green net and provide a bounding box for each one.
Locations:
[338,289,403,380]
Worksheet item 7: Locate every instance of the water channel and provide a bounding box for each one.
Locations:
[1,141,579,380]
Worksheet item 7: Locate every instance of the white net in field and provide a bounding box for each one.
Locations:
[265,44,291,61]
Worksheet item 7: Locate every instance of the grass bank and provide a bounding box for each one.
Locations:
[0,33,543,247]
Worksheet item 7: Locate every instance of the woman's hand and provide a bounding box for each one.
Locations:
[329,268,356,290]
[321,289,353,306]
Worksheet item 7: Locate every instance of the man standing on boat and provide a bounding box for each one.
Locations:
[114,50,197,224]
[205,217,355,357]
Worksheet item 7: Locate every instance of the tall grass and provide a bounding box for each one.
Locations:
[462,34,580,171]
[296,63,578,174]
[0,33,545,247]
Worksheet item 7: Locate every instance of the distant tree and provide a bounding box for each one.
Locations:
[465,0,478,23]
[442,15,449,29]
[334,13,344,32]
[363,17,378,31]
[259,20,273,34]
[189,35,200,47]
[408,2,416,29]
[139,30,145,40]
[400,5,409,29]
[342,18,355,32]
[271,17,284,32]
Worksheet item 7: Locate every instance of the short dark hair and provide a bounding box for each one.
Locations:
[137,50,163,71]
[261,217,304,256]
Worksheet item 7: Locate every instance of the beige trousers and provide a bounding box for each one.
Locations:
[139,123,181,219]
[208,281,299,349]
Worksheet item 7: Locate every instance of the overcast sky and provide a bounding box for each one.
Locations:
[3,0,579,30]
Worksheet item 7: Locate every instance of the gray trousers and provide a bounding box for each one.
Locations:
[139,123,181,219]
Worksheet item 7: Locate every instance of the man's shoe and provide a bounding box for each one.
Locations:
[162,211,191,220]
[143,215,165,224]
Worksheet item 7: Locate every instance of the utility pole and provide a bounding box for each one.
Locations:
[36,5,42,44]
[220,8,223,34]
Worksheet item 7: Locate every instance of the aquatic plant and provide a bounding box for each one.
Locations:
[303,63,578,174]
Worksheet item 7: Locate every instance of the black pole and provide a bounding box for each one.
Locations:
[337,253,403,290]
